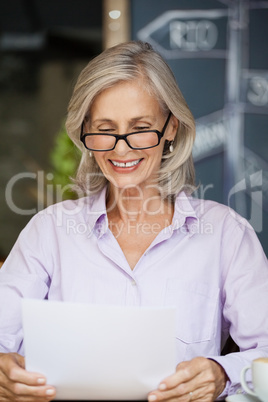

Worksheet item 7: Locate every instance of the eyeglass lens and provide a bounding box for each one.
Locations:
[84,131,160,151]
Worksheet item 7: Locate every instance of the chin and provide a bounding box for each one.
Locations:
[108,176,147,191]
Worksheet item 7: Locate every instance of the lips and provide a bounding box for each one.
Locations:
[109,158,143,168]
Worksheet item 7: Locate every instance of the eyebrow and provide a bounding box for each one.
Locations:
[92,116,156,125]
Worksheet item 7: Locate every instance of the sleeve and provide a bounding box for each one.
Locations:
[208,212,268,399]
[0,213,52,354]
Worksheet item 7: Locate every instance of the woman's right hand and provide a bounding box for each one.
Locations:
[0,353,56,401]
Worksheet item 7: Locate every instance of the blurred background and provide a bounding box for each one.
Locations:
[0,0,267,260]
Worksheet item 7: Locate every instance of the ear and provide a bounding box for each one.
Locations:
[166,115,179,141]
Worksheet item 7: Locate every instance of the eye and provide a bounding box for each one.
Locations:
[98,128,114,132]
[134,125,150,131]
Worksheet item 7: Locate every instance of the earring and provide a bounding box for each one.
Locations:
[89,151,93,157]
[169,141,174,153]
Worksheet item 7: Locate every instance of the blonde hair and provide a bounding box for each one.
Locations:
[66,41,196,200]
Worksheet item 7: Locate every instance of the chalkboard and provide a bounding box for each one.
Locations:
[131,0,268,255]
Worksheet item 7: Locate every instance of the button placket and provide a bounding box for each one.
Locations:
[125,276,140,305]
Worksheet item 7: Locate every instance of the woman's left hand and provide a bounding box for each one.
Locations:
[147,357,228,402]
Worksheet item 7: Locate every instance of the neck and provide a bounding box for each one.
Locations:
[106,183,173,223]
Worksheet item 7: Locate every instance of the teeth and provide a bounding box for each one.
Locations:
[111,159,141,168]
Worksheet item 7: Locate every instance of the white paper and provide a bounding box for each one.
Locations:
[22,299,176,400]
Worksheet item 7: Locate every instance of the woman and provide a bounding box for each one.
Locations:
[0,41,267,401]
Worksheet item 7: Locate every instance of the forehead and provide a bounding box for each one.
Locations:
[89,80,161,117]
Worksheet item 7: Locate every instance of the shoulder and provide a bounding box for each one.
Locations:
[23,193,102,232]
[187,196,267,267]
[40,196,94,216]
[187,196,256,240]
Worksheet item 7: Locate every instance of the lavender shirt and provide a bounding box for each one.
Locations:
[0,187,267,399]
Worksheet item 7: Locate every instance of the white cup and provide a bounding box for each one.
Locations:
[240,358,268,401]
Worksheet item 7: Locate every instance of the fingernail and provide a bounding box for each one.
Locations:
[37,378,46,384]
[148,395,157,401]
[46,389,55,396]
[159,383,167,390]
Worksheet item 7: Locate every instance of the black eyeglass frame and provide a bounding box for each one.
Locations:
[80,112,172,151]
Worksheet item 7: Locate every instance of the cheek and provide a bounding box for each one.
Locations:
[147,146,164,163]
[93,152,107,167]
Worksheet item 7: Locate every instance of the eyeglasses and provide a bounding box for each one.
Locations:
[80,112,172,151]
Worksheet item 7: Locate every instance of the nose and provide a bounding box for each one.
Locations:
[113,137,131,155]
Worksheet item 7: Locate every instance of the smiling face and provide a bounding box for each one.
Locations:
[85,80,178,194]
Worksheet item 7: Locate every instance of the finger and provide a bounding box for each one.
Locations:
[0,353,47,386]
[148,379,193,401]
[10,382,56,399]
[0,353,56,401]
[148,384,213,402]
[0,384,56,402]
[148,358,217,402]
[0,373,56,400]
[0,370,56,401]
[158,358,208,391]
[153,363,193,396]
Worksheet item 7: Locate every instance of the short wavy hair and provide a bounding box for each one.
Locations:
[66,41,196,200]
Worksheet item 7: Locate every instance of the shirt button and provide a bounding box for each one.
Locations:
[131,279,137,286]
[236,389,243,394]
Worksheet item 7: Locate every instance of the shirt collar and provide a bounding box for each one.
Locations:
[86,187,108,238]
[86,188,199,238]
[172,191,199,236]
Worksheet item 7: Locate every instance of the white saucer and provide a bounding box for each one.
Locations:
[226,394,260,402]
